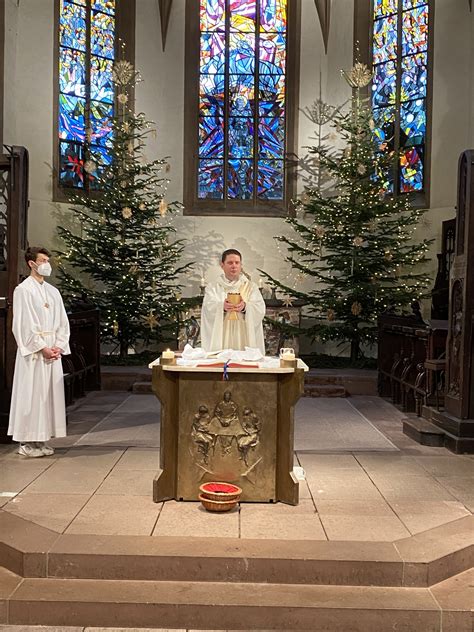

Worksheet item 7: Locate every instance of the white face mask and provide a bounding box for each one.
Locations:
[35,262,52,277]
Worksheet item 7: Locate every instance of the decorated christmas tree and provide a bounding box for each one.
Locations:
[262,63,432,362]
[56,60,190,358]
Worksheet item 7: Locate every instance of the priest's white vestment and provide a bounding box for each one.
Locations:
[8,276,71,442]
[201,274,266,355]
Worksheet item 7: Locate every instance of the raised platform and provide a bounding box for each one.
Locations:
[0,511,472,630]
[101,365,378,397]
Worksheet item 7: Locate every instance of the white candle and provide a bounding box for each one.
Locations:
[259,278,263,288]
[281,350,295,361]
[200,276,206,286]
[162,349,175,359]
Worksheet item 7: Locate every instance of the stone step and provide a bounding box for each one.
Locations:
[402,415,445,447]
[132,380,153,394]
[303,383,347,397]
[3,575,455,631]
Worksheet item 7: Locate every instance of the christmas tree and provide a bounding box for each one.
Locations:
[56,60,190,359]
[262,63,432,362]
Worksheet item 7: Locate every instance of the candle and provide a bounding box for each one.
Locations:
[281,350,295,361]
[258,278,263,288]
[200,276,206,286]
[162,349,175,359]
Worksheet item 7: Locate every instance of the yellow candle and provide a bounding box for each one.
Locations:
[162,349,175,359]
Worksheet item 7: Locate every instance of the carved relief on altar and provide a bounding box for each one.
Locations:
[191,390,263,468]
[447,279,463,398]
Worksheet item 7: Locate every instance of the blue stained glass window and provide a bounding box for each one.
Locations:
[58,0,115,190]
[371,0,430,195]
[198,0,288,202]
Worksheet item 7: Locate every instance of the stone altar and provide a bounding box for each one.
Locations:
[151,364,304,504]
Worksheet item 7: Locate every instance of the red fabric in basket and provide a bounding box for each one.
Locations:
[202,482,240,494]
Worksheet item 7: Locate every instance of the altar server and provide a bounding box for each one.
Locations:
[8,247,70,457]
[201,249,265,355]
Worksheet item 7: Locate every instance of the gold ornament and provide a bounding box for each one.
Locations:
[123,121,131,132]
[357,164,367,175]
[129,263,139,274]
[159,199,168,216]
[341,62,372,88]
[113,320,119,336]
[122,207,132,219]
[351,301,362,316]
[112,60,136,86]
[353,236,364,247]
[326,308,336,322]
[117,93,129,105]
[120,180,128,189]
[139,202,146,211]
[384,249,393,260]
[336,223,344,233]
[141,311,159,331]
[343,146,352,158]
[313,225,326,238]
[282,296,294,307]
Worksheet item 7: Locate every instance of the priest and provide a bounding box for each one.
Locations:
[8,246,70,457]
[201,249,266,355]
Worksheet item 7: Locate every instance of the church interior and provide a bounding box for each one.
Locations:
[0,0,473,630]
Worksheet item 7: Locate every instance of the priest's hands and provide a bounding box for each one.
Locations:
[224,300,246,312]
[41,347,61,361]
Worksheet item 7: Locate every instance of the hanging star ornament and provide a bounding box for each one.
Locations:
[341,62,372,88]
[282,296,294,307]
[141,311,159,331]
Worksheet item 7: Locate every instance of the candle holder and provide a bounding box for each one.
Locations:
[280,358,298,368]
[160,356,177,366]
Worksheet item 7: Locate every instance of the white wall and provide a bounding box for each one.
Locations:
[3,0,473,308]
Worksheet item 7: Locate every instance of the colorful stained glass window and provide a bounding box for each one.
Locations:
[197,0,288,201]
[371,0,429,194]
[58,0,116,189]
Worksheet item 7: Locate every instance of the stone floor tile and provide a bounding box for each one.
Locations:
[240,499,326,540]
[95,469,154,496]
[306,471,385,501]
[372,475,458,501]
[153,499,239,538]
[388,500,471,535]
[430,568,474,632]
[355,454,428,477]
[55,447,125,467]
[0,461,56,494]
[415,455,474,478]
[2,492,90,533]
[314,499,395,516]
[435,476,474,501]
[319,514,411,541]
[75,416,159,448]
[65,494,161,536]
[113,394,161,413]
[297,453,361,471]
[114,447,159,470]
[0,626,83,631]
[23,464,109,495]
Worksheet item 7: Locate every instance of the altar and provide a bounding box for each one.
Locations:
[151,364,305,505]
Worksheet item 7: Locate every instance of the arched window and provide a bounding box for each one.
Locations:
[371,0,431,200]
[184,0,300,216]
[54,0,134,197]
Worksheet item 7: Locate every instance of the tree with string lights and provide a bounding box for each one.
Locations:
[262,63,432,362]
[56,60,190,359]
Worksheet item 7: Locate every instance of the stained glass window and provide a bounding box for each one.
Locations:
[57,0,116,190]
[191,0,293,211]
[371,0,429,194]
